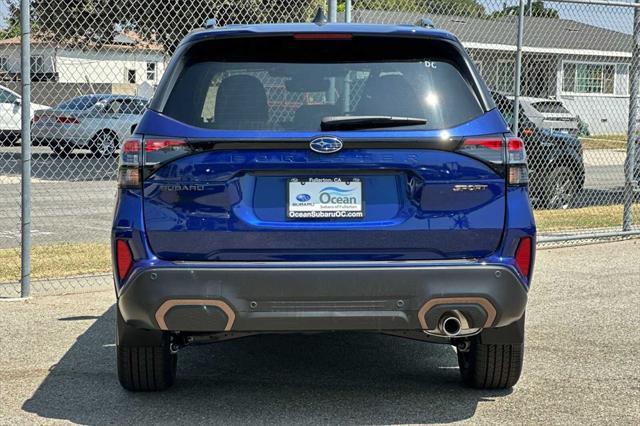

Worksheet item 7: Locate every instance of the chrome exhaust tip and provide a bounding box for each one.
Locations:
[439,314,462,337]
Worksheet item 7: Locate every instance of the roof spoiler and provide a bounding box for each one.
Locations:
[415,18,435,29]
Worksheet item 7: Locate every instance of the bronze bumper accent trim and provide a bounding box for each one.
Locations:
[418,297,496,330]
[155,299,236,331]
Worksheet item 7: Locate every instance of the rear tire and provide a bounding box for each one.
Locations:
[542,165,579,210]
[90,130,117,157]
[117,332,177,391]
[457,340,524,389]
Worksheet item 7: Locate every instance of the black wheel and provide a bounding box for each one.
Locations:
[0,131,19,146]
[50,143,73,156]
[117,334,177,392]
[542,165,579,209]
[457,339,524,389]
[90,131,118,157]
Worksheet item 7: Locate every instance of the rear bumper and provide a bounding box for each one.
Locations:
[118,262,528,334]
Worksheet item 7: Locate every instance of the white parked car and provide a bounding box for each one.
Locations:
[32,94,148,156]
[0,84,49,145]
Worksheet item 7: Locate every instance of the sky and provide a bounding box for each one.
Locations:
[0,1,636,34]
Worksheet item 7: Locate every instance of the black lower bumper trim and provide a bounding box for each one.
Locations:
[117,263,528,333]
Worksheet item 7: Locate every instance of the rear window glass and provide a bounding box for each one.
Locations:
[162,36,485,131]
[532,101,570,114]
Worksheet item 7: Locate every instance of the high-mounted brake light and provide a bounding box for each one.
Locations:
[293,33,352,40]
[514,237,532,279]
[116,239,134,280]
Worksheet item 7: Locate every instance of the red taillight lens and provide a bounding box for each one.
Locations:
[143,138,190,165]
[144,138,188,152]
[56,116,80,124]
[122,138,141,153]
[293,33,352,40]
[462,137,503,151]
[458,137,504,164]
[116,239,133,280]
[514,237,532,279]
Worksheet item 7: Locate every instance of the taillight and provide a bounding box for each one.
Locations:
[144,138,190,165]
[506,137,528,185]
[458,137,505,164]
[118,136,191,189]
[458,136,528,186]
[115,239,133,280]
[56,115,80,124]
[514,237,532,279]
[118,137,142,188]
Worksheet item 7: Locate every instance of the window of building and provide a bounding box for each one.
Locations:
[127,69,136,84]
[562,62,616,95]
[495,60,515,93]
[30,55,44,74]
[146,62,156,81]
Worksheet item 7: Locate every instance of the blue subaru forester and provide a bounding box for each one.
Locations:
[112,18,535,391]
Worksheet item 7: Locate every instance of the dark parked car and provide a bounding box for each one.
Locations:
[493,92,585,209]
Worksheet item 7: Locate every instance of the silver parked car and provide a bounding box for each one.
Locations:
[32,94,148,156]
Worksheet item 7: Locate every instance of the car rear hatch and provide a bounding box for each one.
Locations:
[124,31,523,261]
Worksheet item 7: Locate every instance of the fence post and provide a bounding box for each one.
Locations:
[512,0,525,136]
[328,0,337,22]
[624,1,639,232]
[345,0,352,23]
[20,0,32,298]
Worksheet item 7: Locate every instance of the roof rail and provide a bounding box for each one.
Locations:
[204,18,218,29]
[415,18,435,29]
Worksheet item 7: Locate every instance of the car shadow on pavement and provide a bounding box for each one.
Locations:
[23,305,511,424]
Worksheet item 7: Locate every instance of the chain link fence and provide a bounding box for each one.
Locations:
[1,0,638,297]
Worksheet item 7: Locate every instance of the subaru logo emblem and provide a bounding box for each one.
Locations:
[296,193,311,202]
[310,136,343,154]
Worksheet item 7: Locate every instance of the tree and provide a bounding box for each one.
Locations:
[492,1,560,19]
[30,0,325,53]
[0,0,21,39]
[346,0,485,17]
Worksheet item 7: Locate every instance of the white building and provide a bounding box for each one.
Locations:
[0,32,167,86]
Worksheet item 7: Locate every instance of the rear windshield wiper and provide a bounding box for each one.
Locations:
[320,115,427,131]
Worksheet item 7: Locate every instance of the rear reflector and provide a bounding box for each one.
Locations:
[514,237,532,279]
[293,33,352,40]
[116,240,133,280]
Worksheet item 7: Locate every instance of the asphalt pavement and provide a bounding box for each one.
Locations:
[1,239,639,424]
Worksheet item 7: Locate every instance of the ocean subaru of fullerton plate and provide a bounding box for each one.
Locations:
[287,177,364,219]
